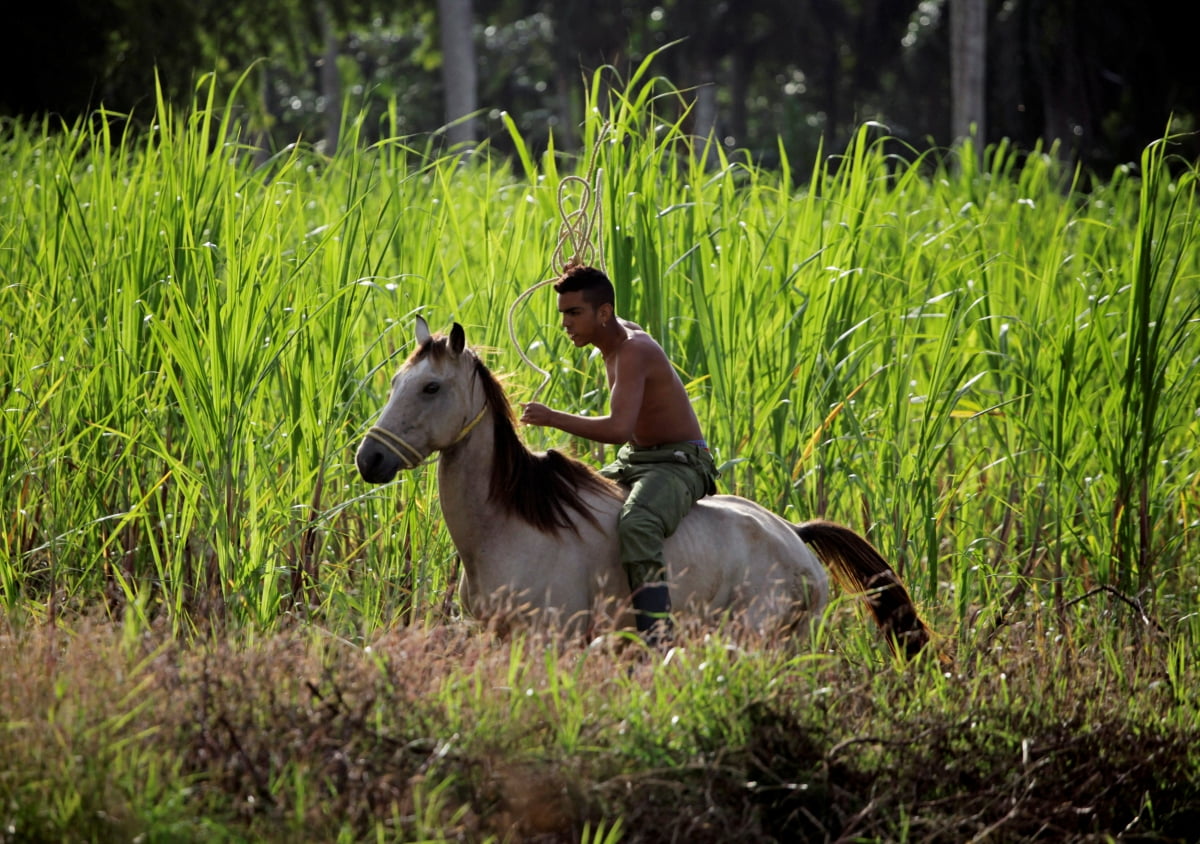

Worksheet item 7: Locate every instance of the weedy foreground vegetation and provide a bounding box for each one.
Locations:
[2,70,1199,842]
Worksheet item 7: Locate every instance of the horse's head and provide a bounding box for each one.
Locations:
[356,316,486,483]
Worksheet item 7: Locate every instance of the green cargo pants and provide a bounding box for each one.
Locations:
[599,441,720,590]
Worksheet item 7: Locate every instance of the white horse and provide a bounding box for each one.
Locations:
[356,318,930,657]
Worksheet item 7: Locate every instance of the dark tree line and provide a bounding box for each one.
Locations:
[2,0,1195,177]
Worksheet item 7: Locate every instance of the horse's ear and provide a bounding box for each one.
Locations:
[415,314,431,346]
[449,322,466,354]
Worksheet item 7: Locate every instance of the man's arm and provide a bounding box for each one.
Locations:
[520,342,646,444]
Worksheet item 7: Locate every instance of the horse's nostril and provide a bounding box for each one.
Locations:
[357,447,380,478]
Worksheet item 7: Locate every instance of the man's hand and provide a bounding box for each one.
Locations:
[519,401,553,427]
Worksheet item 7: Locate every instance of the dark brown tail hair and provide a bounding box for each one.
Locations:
[794,520,931,659]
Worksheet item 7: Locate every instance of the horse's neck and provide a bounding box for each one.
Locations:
[436,418,504,557]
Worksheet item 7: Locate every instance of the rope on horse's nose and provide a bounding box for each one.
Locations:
[366,403,487,471]
[365,425,424,469]
[507,124,611,403]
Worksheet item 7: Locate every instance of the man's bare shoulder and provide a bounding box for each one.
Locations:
[622,329,668,359]
[616,333,677,382]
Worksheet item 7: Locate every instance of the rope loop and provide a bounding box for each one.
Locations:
[508,123,611,402]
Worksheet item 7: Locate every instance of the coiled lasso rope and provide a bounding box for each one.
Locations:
[506,125,610,401]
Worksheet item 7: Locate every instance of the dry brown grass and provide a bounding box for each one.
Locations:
[2,607,1197,843]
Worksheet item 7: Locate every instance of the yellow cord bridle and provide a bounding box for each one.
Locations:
[364,404,487,470]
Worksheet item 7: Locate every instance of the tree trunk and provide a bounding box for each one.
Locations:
[950,0,987,151]
[729,48,749,148]
[1034,0,1091,164]
[437,0,478,147]
[318,2,341,155]
[554,66,578,152]
[692,55,720,171]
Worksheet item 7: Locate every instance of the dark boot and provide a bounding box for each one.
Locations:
[632,583,673,646]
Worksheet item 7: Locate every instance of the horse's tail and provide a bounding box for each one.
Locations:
[794,520,930,659]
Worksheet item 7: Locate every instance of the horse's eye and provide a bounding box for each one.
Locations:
[423,382,440,395]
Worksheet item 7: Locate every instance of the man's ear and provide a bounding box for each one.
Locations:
[598,302,614,323]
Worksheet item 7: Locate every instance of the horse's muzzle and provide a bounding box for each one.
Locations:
[355,438,401,484]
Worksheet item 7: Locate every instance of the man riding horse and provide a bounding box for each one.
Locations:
[519,265,719,643]
[356,308,931,658]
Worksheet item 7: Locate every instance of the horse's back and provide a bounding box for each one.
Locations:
[664,493,830,631]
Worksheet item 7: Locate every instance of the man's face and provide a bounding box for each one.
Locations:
[557,290,600,347]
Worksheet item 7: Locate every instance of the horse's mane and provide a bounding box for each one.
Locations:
[416,336,623,534]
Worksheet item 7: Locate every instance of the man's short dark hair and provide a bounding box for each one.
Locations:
[553,265,614,309]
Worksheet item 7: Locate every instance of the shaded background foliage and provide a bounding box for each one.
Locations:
[2,0,1196,176]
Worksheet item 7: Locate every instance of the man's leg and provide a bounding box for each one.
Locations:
[618,464,705,642]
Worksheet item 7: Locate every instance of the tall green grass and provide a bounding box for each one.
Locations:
[2,68,1198,651]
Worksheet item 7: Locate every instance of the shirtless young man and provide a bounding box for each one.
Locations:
[520,265,719,641]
